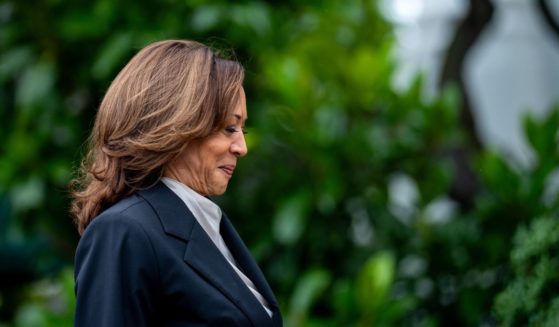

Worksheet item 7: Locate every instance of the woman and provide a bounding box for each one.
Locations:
[71,40,282,326]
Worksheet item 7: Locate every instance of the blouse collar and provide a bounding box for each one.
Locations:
[161,177,222,246]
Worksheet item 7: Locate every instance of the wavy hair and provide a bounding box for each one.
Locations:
[70,40,244,234]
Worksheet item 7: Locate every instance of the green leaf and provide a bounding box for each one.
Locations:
[288,269,331,327]
[92,33,133,80]
[272,191,310,245]
[191,5,223,32]
[523,110,559,163]
[230,3,271,36]
[15,61,56,109]
[10,177,45,213]
[0,46,33,82]
[355,251,396,315]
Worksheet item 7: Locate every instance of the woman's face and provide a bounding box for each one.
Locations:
[166,88,248,196]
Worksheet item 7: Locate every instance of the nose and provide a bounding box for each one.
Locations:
[231,133,248,157]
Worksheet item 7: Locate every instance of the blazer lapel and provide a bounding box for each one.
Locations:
[137,182,273,326]
[220,215,280,311]
[138,182,195,240]
[184,223,272,325]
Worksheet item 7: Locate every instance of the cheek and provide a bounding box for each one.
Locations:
[182,151,202,169]
[195,137,231,174]
[201,149,221,175]
[206,141,230,161]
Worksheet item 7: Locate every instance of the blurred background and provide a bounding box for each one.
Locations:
[1,0,559,325]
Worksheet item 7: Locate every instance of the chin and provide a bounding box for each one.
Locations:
[209,185,228,196]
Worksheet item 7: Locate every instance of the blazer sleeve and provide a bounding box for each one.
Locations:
[74,212,160,327]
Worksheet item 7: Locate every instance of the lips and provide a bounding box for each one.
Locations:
[218,165,235,177]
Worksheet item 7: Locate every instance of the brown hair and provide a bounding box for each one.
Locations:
[70,40,244,234]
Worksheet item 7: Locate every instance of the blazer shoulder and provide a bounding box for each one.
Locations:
[84,194,159,237]
[77,194,162,281]
[101,194,147,217]
[75,195,161,327]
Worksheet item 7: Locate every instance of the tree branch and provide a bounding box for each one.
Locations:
[537,0,559,41]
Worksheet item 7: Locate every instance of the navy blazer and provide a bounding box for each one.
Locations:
[74,182,282,326]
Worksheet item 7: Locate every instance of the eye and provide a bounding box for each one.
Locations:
[225,126,248,135]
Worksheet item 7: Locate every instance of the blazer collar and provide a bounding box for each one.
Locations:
[138,181,195,241]
[220,215,280,310]
[137,181,279,326]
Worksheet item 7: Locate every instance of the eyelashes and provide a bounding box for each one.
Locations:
[225,126,248,135]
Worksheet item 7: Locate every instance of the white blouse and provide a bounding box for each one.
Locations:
[161,177,273,317]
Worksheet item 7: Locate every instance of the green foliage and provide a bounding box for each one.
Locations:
[491,109,559,326]
[354,251,396,326]
[494,215,559,326]
[2,0,559,326]
[221,1,470,323]
[287,269,331,326]
[11,268,74,327]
